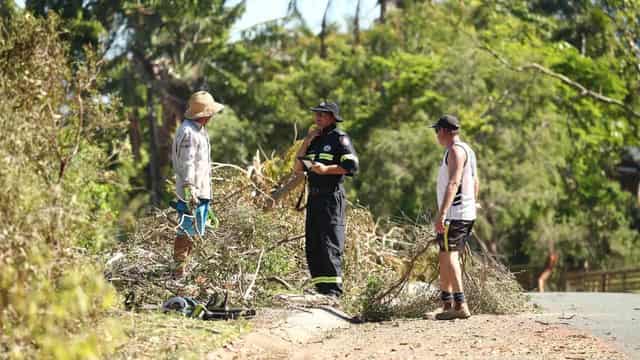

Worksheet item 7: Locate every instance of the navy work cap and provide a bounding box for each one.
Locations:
[310,101,342,122]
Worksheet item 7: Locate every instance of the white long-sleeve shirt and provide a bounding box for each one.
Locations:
[172,120,212,200]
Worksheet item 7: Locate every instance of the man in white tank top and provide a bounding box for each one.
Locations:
[430,115,479,320]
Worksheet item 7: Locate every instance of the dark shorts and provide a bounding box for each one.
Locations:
[437,220,474,252]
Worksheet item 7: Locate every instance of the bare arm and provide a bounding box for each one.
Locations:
[293,126,320,174]
[309,163,349,175]
[435,145,466,233]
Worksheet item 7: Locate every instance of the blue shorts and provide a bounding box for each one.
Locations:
[176,199,209,236]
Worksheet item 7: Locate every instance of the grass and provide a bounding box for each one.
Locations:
[111,310,250,359]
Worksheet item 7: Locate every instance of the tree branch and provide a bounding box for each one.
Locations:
[242,247,264,301]
[478,44,640,118]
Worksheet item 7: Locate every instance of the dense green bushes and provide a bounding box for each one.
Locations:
[0,13,130,358]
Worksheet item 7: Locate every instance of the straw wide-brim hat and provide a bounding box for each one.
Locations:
[184,91,225,119]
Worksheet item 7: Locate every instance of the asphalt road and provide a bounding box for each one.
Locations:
[529,292,640,358]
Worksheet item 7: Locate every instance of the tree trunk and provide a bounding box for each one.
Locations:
[147,87,161,206]
[379,0,387,24]
[320,0,332,59]
[353,0,361,50]
[128,110,142,162]
[158,94,184,182]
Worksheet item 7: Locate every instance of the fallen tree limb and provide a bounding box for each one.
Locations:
[211,162,249,176]
[243,247,265,301]
[266,276,294,290]
[241,234,305,256]
[372,238,437,304]
[470,233,500,267]
[269,172,305,204]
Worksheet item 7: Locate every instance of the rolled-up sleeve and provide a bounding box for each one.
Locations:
[337,135,359,175]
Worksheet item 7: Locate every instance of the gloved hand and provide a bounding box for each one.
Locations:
[208,208,220,229]
[184,186,199,212]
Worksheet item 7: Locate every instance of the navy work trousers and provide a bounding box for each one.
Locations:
[305,188,346,297]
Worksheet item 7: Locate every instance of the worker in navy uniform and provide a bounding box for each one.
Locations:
[294,101,359,298]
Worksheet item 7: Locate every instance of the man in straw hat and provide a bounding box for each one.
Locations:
[171,90,224,277]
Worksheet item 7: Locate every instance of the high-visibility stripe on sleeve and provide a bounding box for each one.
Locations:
[318,153,334,161]
[340,154,357,162]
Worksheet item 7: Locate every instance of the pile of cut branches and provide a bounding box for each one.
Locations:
[105,162,531,320]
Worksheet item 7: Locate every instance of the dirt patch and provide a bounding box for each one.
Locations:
[210,311,628,360]
[208,307,352,360]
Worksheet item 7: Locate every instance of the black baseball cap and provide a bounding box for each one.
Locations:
[310,101,342,122]
[430,114,460,130]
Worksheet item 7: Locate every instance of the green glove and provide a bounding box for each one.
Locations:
[184,186,198,211]
[208,208,220,229]
[191,303,206,319]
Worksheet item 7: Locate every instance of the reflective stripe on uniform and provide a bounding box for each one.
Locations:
[311,276,343,285]
[318,153,334,161]
[305,153,316,159]
[340,154,357,162]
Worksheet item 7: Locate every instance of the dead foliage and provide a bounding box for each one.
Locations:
[105,161,532,321]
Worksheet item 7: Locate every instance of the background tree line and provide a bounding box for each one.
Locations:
[4,0,640,276]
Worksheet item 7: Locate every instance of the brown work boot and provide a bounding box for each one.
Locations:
[173,234,193,277]
[435,301,471,320]
[424,301,452,320]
